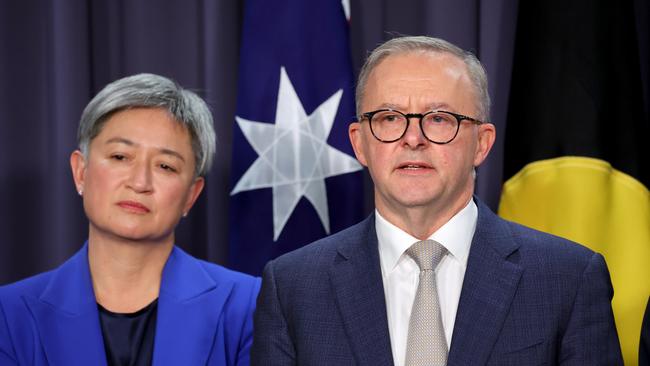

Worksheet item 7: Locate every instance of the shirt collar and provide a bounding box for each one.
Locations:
[376,198,477,275]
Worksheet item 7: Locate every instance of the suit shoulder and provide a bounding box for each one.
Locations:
[270,216,371,270]
[476,197,597,264]
[497,218,603,275]
[507,219,595,256]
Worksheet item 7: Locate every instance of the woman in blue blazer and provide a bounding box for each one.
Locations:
[0,74,260,366]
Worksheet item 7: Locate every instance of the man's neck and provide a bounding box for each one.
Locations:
[376,192,474,240]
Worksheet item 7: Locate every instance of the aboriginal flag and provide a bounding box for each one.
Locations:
[499,0,649,363]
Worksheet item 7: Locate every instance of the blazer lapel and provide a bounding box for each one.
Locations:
[329,216,394,366]
[26,243,108,366]
[447,199,523,366]
[152,247,233,366]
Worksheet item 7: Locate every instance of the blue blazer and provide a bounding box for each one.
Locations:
[251,198,622,365]
[0,243,260,366]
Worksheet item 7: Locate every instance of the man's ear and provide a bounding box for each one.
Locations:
[473,123,496,166]
[70,150,87,194]
[348,122,368,167]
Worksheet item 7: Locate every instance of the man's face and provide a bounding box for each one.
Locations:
[349,51,495,224]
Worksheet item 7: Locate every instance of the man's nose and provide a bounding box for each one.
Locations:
[401,116,428,147]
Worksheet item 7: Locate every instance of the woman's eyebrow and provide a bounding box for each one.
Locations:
[105,137,185,162]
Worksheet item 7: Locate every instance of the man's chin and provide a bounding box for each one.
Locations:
[384,194,444,212]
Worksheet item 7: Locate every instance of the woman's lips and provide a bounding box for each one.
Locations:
[117,200,151,214]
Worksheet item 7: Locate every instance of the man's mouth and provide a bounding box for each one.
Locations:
[401,164,426,169]
[398,162,432,170]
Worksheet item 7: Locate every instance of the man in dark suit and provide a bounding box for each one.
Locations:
[251,36,622,365]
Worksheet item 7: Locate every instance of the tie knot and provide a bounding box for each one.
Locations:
[406,240,446,271]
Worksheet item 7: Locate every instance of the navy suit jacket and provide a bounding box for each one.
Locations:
[0,243,261,366]
[251,198,622,365]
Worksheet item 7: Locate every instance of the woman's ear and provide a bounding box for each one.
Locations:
[70,150,87,195]
[182,177,205,216]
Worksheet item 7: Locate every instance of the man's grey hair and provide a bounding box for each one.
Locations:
[77,73,216,177]
[356,36,490,121]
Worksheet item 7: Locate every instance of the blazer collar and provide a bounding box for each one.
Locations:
[27,243,234,366]
[27,242,108,365]
[153,246,234,365]
[329,215,395,366]
[158,246,222,301]
[447,197,523,365]
[330,198,522,366]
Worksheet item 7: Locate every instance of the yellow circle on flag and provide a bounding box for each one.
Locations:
[499,156,650,365]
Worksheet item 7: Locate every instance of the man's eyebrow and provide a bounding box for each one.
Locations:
[370,103,407,111]
[427,102,452,111]
[373,102,453,111]
[105,137,185,162]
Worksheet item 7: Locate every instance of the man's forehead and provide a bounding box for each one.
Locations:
[361,51,478,115]
[366,53,471,91]
[372,51,468,79]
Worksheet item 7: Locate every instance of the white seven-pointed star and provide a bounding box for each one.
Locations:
[231,67,363,241]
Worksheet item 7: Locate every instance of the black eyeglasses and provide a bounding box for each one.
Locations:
[358,109,484,144]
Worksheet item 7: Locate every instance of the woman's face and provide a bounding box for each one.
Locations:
[71,107,204,244]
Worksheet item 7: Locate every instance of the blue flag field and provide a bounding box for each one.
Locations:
[229,0,364,275]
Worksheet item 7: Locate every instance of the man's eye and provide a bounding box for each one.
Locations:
[111,154,126,161]
[427,113,453,124]
[380,113,402,123]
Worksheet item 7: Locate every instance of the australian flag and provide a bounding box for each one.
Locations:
[229,0,364,275]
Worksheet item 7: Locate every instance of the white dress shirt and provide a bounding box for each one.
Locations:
[376,200,478,366]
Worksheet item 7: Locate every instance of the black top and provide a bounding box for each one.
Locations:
[98,299,158,366]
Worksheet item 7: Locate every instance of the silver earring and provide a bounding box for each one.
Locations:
[78,189,83,196]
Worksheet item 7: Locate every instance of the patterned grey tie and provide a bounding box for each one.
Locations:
[405,240,448,366]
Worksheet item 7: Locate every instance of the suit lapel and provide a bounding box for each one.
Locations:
[26,243,108,366]
[329,216,394,366]
[152,247,232,366]
[447,199,523,366]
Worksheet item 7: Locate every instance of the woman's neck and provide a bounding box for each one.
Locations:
[88,234,173,313]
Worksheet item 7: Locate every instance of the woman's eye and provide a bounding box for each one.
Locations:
[160,163,177,173]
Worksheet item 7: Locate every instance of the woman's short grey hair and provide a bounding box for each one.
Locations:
[78,73,216,177]
[356,36,491,121]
